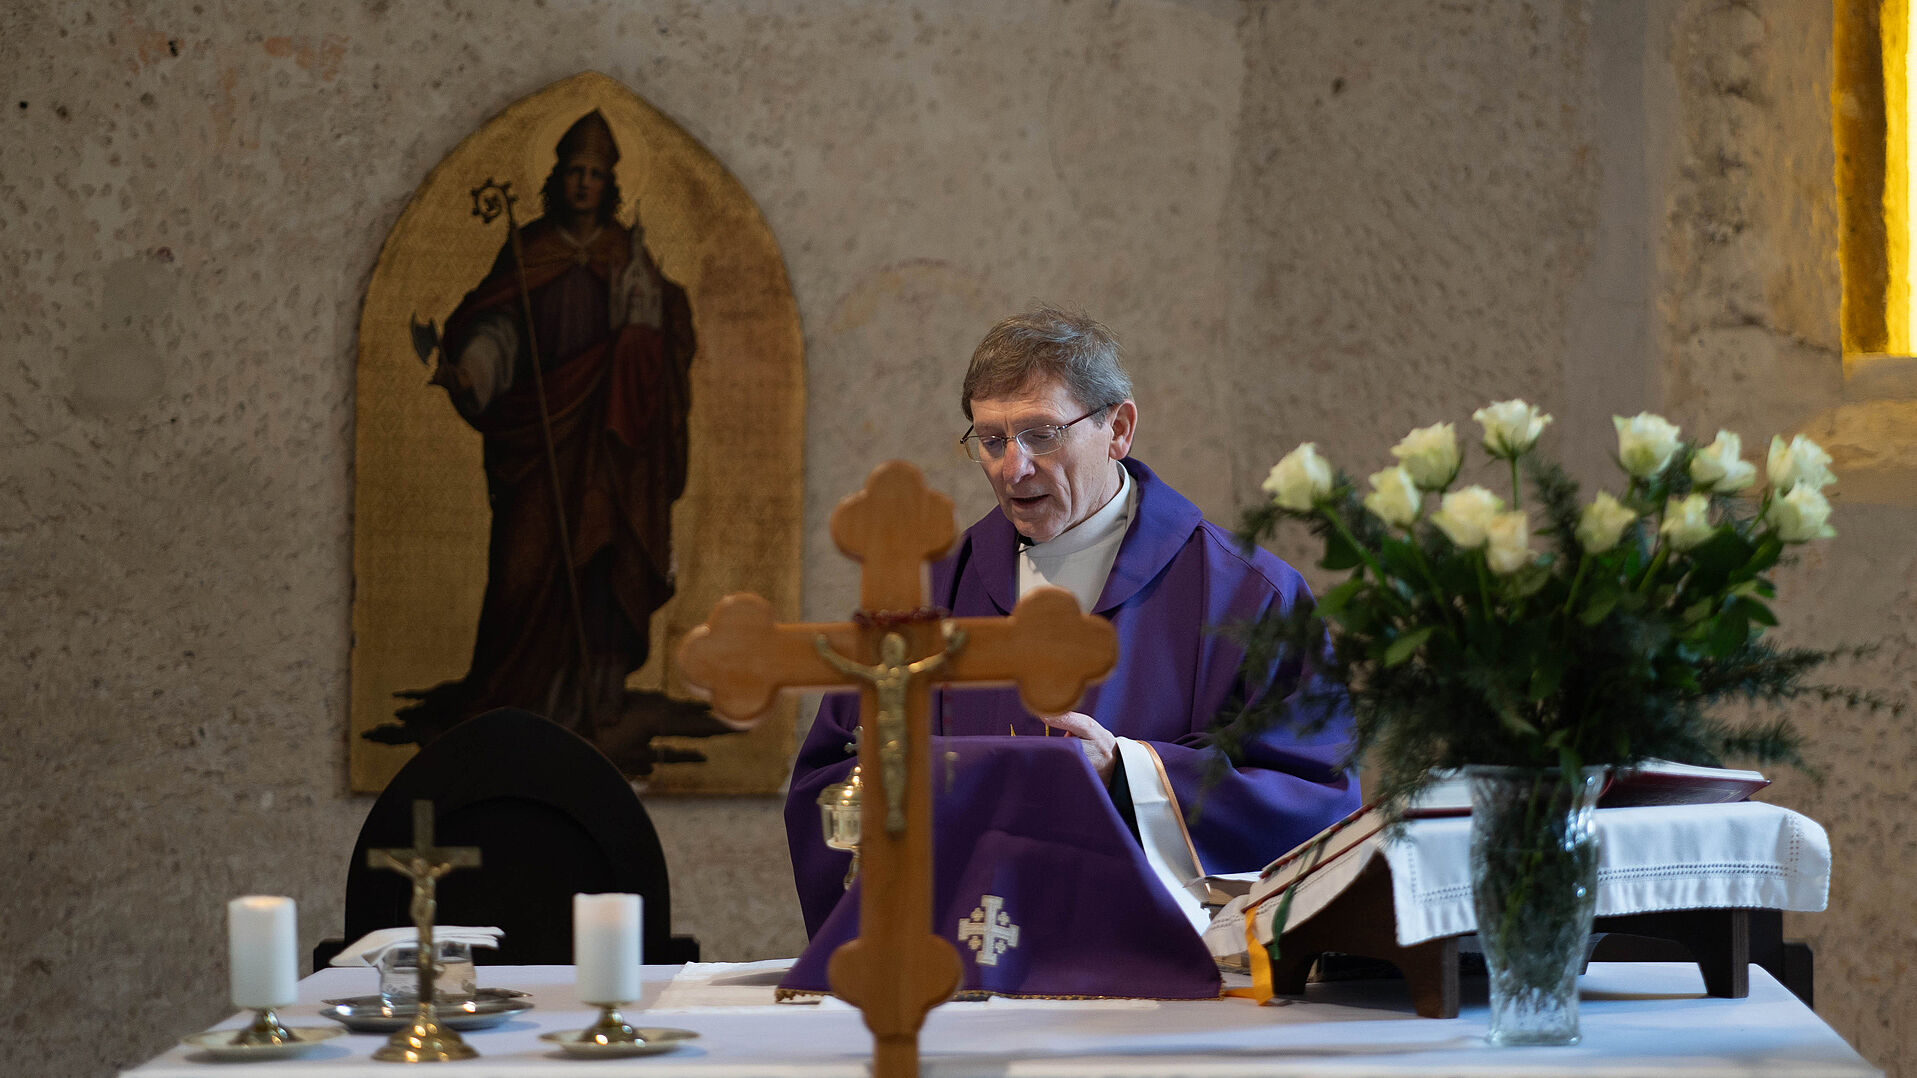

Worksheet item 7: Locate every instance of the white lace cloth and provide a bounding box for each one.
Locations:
[650,959,848,1013]
[652,961,1163,1013]
[1224,802,1828,954]
[125,962,1878,1076]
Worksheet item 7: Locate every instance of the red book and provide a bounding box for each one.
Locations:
[1601,759,1771,807]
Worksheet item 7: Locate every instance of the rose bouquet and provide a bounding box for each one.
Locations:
[1229,404,1890,1044]
[1226,404,1886,1043]
[1230,402,1876,815]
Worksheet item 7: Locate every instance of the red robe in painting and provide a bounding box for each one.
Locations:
[404,218,695,743]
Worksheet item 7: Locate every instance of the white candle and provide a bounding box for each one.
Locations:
[227,895,297,1009]
[573,892,641,1004]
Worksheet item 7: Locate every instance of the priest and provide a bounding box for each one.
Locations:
[784,305,1360,955]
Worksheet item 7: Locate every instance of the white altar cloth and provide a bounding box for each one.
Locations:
[122,961,1878,1077]
[1229,802,1830,952]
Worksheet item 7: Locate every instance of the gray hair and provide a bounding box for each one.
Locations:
[960,305,1134,421]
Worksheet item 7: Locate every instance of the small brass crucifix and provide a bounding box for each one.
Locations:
[678,461,1116,1078]
[366,800,482,1063]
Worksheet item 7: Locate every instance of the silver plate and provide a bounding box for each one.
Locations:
[182,1026,345,1060]
[539,1027,699,1058]
[318,988,534,1032]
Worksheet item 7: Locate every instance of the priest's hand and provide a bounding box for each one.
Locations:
[1039,710,1117,785]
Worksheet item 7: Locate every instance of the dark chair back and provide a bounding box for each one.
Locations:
[339,708,698,966]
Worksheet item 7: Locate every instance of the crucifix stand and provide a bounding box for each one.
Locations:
[365,800,483,1063]
[678,461,1117,1078]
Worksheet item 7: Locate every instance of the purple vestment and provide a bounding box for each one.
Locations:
[780,738,1223,999]
[783,458,1359,988]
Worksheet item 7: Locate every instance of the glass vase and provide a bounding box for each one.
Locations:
[1465,765,1605,1046]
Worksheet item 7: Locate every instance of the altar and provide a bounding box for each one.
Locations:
[124,961,1878,1077]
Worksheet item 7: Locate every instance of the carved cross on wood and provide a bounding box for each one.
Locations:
[677,461,1117,1078]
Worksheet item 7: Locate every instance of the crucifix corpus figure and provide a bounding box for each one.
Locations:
[677,460,1117,1078]
[365,800,483,1063]
[813,624,964,834]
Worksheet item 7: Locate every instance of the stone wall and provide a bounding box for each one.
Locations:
[2,1,1908,1075]
[1658,1,1917,1071]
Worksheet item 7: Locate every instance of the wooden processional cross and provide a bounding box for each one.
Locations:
[677,461,1117,1078]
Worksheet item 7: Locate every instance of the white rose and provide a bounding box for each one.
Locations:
[1430,486,1505,549]
[1689,430,1756,492]
[1575,492,1637,554]
[1766,434,1836,493]
[1614,412,1684,478]
[1363,466,1422,528]
[1473,400,1553,458]
[1484,510,1533,574]
[1765,484,1837,542]
[1390,422,1461,490]
[1263,443,1334,511]
[1659,493,1716,551]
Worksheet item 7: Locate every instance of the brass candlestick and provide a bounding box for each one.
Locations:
[577,1003,642,1046]
[366,801,482,1063]
[229,1007,295,1046]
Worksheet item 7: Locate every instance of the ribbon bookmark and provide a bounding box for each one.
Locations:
[1223,901,1275,1003]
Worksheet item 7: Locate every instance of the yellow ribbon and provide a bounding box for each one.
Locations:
[1222,898,1275,1003]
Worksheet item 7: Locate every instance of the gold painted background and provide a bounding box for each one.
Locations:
[351,72,802,793]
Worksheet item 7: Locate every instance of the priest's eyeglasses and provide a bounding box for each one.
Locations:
[959,406,1110,463]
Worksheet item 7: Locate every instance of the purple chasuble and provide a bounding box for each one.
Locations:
[779,738,1222,999]
[782,457,1359,992]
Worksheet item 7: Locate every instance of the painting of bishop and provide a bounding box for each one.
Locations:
[352,73,803,793]
[398,109,694,748]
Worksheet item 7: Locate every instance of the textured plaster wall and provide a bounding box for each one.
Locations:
[1,1,1906,1076]
[1221,2,1599,579]
[1657,2,1917,1074]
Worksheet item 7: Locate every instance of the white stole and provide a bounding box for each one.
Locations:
[1014,465,1209,932]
